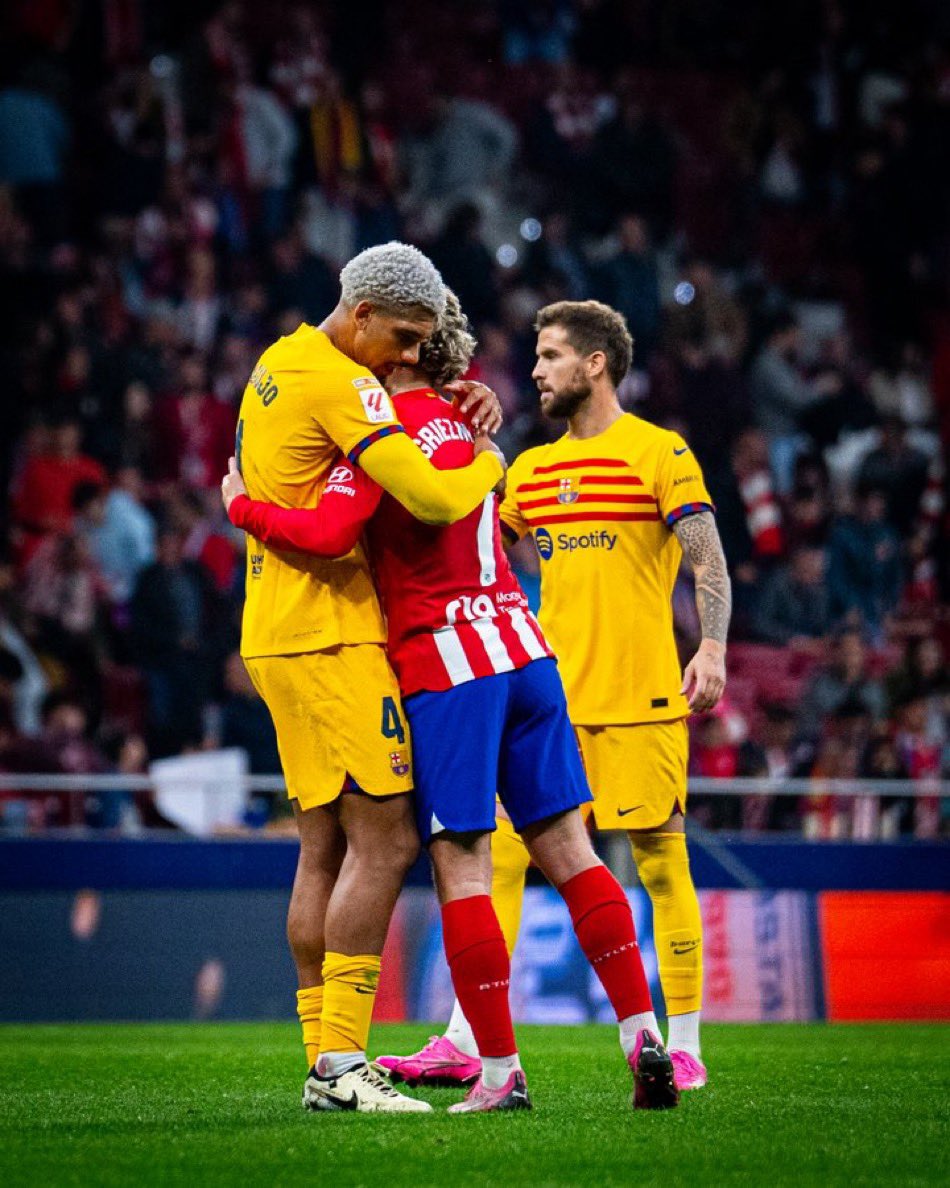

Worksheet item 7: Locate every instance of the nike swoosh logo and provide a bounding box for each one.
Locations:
[354,986,377,995]
[323,1090,359,1110]
[673,446,690,456]
[672,940,701,955]
[617,805,644,817]
[307,1079,360,1111]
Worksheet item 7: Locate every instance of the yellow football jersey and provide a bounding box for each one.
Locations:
[499,413,714,725]
[237,324,401,659]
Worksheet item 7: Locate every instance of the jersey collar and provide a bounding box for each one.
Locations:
[395,386,440,399]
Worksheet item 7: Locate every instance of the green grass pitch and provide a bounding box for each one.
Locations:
[1,1022,946,1187]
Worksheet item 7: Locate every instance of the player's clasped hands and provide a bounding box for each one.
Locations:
[680,640,727,713]
[220,456,247,513]
[444,380,504,435]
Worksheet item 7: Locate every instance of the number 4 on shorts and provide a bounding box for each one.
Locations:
[380,696,406,745]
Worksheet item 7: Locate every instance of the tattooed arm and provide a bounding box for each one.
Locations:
[673,510,731,711]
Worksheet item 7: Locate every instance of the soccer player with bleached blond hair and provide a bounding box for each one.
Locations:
[233,243,504,1114]
[339,241,448,316]
[225,289,679,1114]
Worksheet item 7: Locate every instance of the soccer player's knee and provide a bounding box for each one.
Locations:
[286,910,325,969]
[388,822,421,875]
[631,832,687,903]
[356,800,420,871]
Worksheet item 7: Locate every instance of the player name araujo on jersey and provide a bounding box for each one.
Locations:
[248,362,279,406]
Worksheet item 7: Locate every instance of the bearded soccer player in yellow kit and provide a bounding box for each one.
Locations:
[378,301,730,1094]
[237,242,504,1114]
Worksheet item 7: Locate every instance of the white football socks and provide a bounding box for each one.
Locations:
[618,1012,662,1058]
[444,1000,520,1088]
[444,1000,479,1058]
[316,1050,366,1078]
[667,1010,701,1059]
[481,1053,521,1089]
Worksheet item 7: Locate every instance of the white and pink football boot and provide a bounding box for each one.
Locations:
[447,1070,531,1114]
[670,1049,708,1091]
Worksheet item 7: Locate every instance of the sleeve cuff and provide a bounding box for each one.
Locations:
[228,493,250,527]
[665,501,715,527]
[347,423,405,466]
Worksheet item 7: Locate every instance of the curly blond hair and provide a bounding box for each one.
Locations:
[418,289,477,387]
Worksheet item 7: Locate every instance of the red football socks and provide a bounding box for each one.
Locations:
[441,895,517,1058]
[560,864,653,1019]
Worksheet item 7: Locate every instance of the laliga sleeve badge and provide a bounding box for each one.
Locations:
[390,749,410,776]
[353,378,395,424]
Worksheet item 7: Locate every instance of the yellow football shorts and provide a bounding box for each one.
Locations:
[575,719,689,831]
[243,643,413,811]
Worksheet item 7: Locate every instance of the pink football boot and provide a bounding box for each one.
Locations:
[447,1070,531,1114]
[627,1029,679,1110]
[373,1036,482,1088]
[670,1049,708,1091]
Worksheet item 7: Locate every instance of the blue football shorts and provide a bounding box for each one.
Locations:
[403,657,592,845]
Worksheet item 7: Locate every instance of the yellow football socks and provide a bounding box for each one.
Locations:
[491,815,532,954]
[295,985,324,1069]
[631,831,703,1015]
[320,953,382,1056]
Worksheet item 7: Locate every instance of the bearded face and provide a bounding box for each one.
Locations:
[533,326,594,421]
[540,364,593,419]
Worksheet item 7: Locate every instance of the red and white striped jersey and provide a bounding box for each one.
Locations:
[229,386,553,697]
[361,387,552,696]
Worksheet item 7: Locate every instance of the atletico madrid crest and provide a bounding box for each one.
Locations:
[557,476,580,504]
[390,750,410,776]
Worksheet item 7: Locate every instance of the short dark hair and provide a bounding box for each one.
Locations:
[855,478,888,501]
[40,689,87,726]
[767,311,798,339]
[534,300,633,386]
[71,481,105,513]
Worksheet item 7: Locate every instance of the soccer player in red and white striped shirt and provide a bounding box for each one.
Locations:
[222,293,677,1113]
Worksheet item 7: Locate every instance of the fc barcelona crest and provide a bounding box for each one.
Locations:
[557,476,580,504]
[390,750,410,776]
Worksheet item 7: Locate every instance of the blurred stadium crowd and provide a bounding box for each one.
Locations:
[0,0,947,835]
